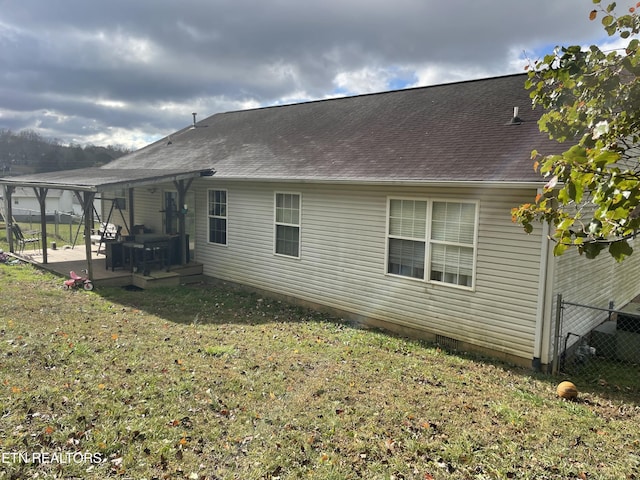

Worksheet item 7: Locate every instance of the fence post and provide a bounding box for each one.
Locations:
[552,293,563,375]
[608,300,615,322]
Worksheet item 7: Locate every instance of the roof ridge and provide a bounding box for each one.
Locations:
[212,72,529,117]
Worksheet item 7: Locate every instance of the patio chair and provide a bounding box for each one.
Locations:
[12,224,40,253]
[90,223,122,255]
[90,223,121,242]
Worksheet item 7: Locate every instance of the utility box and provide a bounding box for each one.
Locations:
[616,304,640,362]
[591,321,617,359]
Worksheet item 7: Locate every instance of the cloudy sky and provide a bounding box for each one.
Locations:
[0,0,629,149]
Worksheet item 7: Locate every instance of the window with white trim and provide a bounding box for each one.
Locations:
[388,199,427,279]
[429,201,476,287]
[275,193,300,257]
[387,198,477,288]
[208,189,227,245]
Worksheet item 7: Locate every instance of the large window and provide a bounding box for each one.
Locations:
[275,193,300,257]
[387,198,477,288]
[429,201,476,287]
[208,190,227,245]
[388,199,427,279]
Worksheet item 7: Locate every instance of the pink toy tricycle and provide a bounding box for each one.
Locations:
[63,270,94,291]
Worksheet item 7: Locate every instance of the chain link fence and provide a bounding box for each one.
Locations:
[554,294,640,392]
[9,208,85,246]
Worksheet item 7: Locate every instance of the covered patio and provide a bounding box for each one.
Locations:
[1,166,214,286]
[11,226,205,288]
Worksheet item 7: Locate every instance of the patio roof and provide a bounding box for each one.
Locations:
[0,166,213,273]
[0,167,215,192]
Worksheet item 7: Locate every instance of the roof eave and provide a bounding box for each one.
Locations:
[93,169,215,192]
[0,168,215,193]
[204,176,545,189]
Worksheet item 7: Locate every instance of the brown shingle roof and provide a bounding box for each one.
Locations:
[104,73,559,184]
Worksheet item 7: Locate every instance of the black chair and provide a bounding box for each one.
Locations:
[12,224,40,253]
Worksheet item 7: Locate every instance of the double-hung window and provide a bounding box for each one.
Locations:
[208,189,227,245]
[275,193,300,257]
[387,198,477,288]
[388,199,427,279]
[429,201,476,287]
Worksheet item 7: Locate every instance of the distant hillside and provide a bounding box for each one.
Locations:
[0,129,130,175]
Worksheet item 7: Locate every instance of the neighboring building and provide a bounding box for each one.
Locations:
[0,187,103,220]
[4,73,640,369]
[7,187,80,217]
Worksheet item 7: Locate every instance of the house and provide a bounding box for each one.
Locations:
[2,187,84,217]
[3,73,640,370]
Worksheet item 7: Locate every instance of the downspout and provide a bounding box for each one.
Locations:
[532,190,552,371]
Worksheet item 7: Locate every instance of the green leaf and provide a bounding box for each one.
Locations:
[565,144,588,160]
[593,150,620,167]
[557,217,575,231]
[605,23,618,35]
[568,181,584,203]
[557,187,570,204]
[609,240,633,261]
[553,242,569,256]
[582,242,607,259]
[514,1,640,262]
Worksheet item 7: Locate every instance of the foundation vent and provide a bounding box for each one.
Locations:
[435,334,459,351]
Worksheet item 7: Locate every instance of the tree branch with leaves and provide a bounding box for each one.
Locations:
[512,0,640,261]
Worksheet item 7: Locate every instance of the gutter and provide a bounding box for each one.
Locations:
[207,176,546,189]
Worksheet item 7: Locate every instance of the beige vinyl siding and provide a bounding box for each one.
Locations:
[97,188,130,232]
[552,236,640,348]
[611,241,640,300]
[194,181,544,361]
[132,186,166,233]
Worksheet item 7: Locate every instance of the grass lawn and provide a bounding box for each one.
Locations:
[0,263,639,479]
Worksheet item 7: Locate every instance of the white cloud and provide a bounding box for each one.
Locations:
[74,28,160,66]
[94,99,128,109]
[410,64,500,88]
[80,127,160,149]
[333,67,394,95]
[0,0,626,148]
